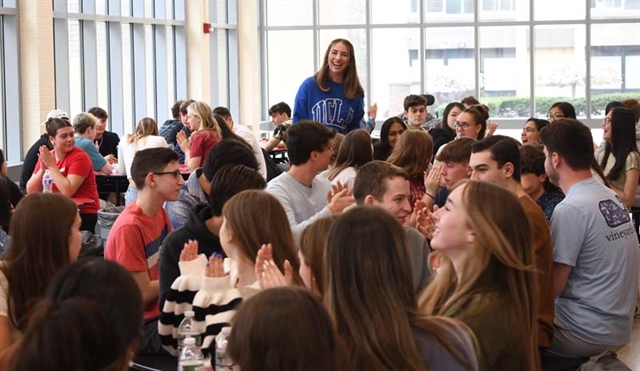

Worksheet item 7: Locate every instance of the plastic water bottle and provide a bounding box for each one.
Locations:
[179,337,205,371]
[178,311,201,354]
[215,327,233,371]
[42,170,53,193]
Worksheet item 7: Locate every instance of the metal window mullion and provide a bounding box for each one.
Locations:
[82,20,99,109]
[3,14,20,161]
[155,24,168,121]
[474,0,480,100]
[54,18,71,113]
[529,0,535,116]
[312,0,318,71]
[229,28,239,115]
[365,0,371,106]
[132,23,146,122]
[107,21,124,136]
[419,0,425,96]
[585,0,592,118]
[259,0,267,119]
[174,26,187,101]
[209,1,220,106]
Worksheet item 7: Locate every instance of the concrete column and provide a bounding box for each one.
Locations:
[185,0,211,103]
[237,0,261,132]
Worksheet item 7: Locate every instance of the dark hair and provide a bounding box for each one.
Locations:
[520,143,561,193]
[179,99,196,116]
[471,135,522,182]
[202,139,257,182]
[621,98,640,123]
[10,259,143,371]
[0,149,11,231]
[72,113,96,134]
[1,193,78,330]
[600,107,639,182]
[374,117,405,161]
[171,100,184,119]
[403,94,428,111]
[130,147,179,189]
[605,101,624,115]
[461,96,480,106]
[525,118,550,132]
[539,118,594,171]
[212,113,245,143]
[45,117,73,138]
[298,216,337,296]
[228,287,346,371]
[315,39,364,100]
[209,164,266,216]
[328,129,372,181]
[268,102,292,117]
[462,104,489,139]
[286,121,336,166]
[87,107,108,120]
[549,102,577,119]
[436,137,475,164]
[440,102,465,139]
[353,161,409,204]
[213,106,232,119]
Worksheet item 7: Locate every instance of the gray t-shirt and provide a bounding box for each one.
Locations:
[266,172,332,236]
[550,177,638,346]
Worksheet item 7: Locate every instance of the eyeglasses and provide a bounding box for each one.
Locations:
[547,114,565,120]
[152,170,182,179]
[602,117,612,124]
[454,121,472,130]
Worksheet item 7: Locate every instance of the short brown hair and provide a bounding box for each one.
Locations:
[179,99,195,116]
[436,137,475,164]
[461,96,480,106]
[353,161,410,204]
[519,143,546,176]
[403,94,427,111]
[621,98,640,123]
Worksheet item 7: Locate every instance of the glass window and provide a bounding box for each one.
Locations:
[0,16,4,148]
[121,0,131,17]
[591,0,640,18]
[590,23,640,116]
[479,0,529,22]
[319,0,366,25]
[68,20,83,115]
[534,0,585,21]
[145,0,154,18]
[96,0,107,15]
[122,23,133,131]
[266,30,314,107]
[424,27,475,109]
[426,0,474,23]
[267,0,312,26]
[97,22,110,110]
[371,28,420,118]
[319,29,368,99]
[166,26,176,106]
[213,29,230,108]
[68,0,81,13]
[145,24,156,117]
[371,0,419,24]
[534,25,586,117]
[479,26,530,118]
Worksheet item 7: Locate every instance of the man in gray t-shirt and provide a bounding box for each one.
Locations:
[540,119,639,358]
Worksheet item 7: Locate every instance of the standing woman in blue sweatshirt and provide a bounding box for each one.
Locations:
[293,38,365,134]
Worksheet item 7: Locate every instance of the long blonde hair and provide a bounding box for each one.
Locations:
[127,117,158,144]
[188,101,222,136]
[387,130,433,177]
[419,180,539,371]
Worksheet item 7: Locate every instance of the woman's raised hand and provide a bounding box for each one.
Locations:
[205,253,226,278]
[255,243,292,289]
[179,240,199,262]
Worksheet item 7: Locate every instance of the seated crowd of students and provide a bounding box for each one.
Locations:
[0,94,638,371]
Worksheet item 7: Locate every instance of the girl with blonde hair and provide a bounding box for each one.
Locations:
[178,101,223,172]
[117,117,169,205]
[420,180,539,371]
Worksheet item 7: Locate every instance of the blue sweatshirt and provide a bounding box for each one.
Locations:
[293,76,365,134]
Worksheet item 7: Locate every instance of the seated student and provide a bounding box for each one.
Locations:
[26,118,100,232]
[327,129,372,189]
[173,99,195,164]
[261,102,292,152]
[267,121,354,236]
[214,106,267,179]
[326,206,478,370]
[420,181,540,371]
[539,120,638,358]
[0,193,81,354]
[317,133,344,179]
[72,112,112,174]
[468,136,554,351]
[353,161,432,293]
[117,117,170,205]
[159,164,266,310]
[88,106,120,163]
[178,101,223,172]
[19,109,68,191]
[165,138,258,230]
[159,100,184,146]
[104,147,184,355]
[520,143,564,222]
[0,149,23,237]
[403,94,429,130]
[547,102,577,123]
[387,130,433,208]
[160,190,302,356]
[297,216,335,296]
[227,287,346,371]
[521,118,550,145]
[429,102,465,156]
[426,137,474,209]
[373,117,405,161]
[5,259,142,371]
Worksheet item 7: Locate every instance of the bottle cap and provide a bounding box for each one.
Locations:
[184,310,195,317]
[184,337,196,346]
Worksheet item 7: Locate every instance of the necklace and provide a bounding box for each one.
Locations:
[95,136,104,149]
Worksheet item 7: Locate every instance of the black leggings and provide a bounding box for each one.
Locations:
[80,213,97,233]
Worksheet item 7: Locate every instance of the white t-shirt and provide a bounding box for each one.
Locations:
[233,124,267,179]
[117,135,169,178]
[330,166,357,190]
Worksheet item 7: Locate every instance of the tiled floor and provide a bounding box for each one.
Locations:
[618,317,640,369]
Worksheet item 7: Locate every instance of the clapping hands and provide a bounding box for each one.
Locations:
[255,243,292,289]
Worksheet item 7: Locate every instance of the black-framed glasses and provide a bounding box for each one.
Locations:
[152,170,182,179]
[454,121,471,130]
[602,117,612,124]
[547,114,565,120]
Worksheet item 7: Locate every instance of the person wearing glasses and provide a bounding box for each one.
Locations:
[454,104,490,140]
[547,102,577,123]
[105,147,184,356]
[117,117,170,205]
[597,107,640,209]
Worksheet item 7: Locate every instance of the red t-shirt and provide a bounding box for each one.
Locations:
[34,147,100,214]
[104,203,172,321]
[190,129,220,167]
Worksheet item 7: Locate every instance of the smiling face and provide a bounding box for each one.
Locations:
[521,120,540,144]
[369,176,413,224]
[94,119,107,139]
[446,106,462,130]
[602,112,612,142]
[548,107,566,123]
[431,184,473,253]
[387,122,406,149]
[327,41,350,80]
[51,126,75,154]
